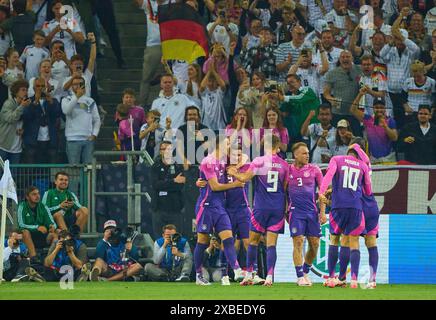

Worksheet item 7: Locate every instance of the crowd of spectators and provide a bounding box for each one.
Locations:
[0,0,435,166]
[128,0,436,166]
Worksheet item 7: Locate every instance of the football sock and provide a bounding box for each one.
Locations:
[295,265,304,278]
[368,246,378,282]
[350,249,361,281]
[247,244,258,273]
[222,238,240,270]
[339,246,350,281]
[266,246,277,276]
[303,263,312,275]
[194,243,208,274]
[328,245,339,278]
[219,250,228,276]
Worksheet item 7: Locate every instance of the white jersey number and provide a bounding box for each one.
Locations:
[267,171,279,192]
[297,177,303,187]
[341,166,360,191]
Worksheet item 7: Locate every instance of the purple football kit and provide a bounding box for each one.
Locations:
[287,164,324,237]
[226,163,251,240]
[195,154,232,234]
[319,155,372,236]
[249,154,290,234]
[350,144,380,237]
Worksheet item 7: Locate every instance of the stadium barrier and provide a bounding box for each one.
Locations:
[3,164,90,233]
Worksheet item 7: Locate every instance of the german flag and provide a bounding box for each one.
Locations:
[158,3,208,63]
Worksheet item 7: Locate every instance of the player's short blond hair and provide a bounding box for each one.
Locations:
[292,142,308,153]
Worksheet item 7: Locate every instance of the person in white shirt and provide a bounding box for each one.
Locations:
[3,48,25,97]
[151,74,193,130]
[28,59,63,102]
[61,76,101,164]
[42,0,85,59]
[424,4,436,36]
[325,0,358,48]
[300,0,333,30]
[288,47,328,99]
[49,40,71,85]
[135,0,168,106]
[199,64,227,131]
[300,104,337,164]
[62,32,96,98]
[20,30,50,81]
[178,63,202,107]
[207,8,239,55]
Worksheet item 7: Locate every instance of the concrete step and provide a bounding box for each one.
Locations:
[97,57,143,69]
[114,1,141,13]
[116,13,146,24]
[117,24,147,36]
[100,80,140,92]
[98,69,142,81]
[103,46,145,58]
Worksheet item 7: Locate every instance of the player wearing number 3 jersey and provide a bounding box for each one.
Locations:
[319,150,372,289]
[227,135,289,287]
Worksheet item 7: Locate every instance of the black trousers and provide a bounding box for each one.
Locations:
[23,142,57,164]
[151,209,184,241]
[95,0,123,62]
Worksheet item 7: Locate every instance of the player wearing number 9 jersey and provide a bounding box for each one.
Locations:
[227,135,289,286]
[319,150,372,289]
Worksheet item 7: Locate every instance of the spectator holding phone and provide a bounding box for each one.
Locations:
[61,75,101,164]
[0,79,30,163]
[42,171,89,232]
[50,40,71,85]
[22,77,62,164]
[62,32,97,98]
[42,0,85,59]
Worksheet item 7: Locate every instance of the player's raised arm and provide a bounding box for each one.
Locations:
[319,157,338,196]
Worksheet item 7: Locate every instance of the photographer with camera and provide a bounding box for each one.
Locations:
[61,75,101,164]
[90,220,142,281]
[3,231,31,282]
[43,229,89,281]
[144,224,192,282]
[21,77,62,164]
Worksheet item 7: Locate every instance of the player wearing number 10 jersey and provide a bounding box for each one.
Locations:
[227,135,289,287]
[319,149,372,289]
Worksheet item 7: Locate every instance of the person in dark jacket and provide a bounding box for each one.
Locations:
[22,77,62,164]
[398,105,436,164]
[149,140,186,239]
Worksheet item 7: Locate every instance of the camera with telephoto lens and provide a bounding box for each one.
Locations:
[170,232,182,247]
[108,227,135,246]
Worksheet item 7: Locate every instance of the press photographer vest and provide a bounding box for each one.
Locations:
[51,239,84,271]
[156,237,187,270]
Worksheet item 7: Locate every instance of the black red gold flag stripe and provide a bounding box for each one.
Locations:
[158,3,209,63]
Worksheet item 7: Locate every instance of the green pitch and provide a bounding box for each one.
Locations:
[1,282,436,300]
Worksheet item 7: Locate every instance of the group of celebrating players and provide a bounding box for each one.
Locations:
[193,133,379,289]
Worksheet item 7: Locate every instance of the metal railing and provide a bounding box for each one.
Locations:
[91,151,152,233]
